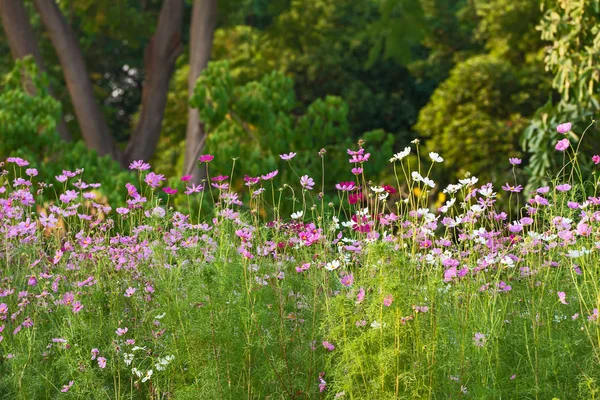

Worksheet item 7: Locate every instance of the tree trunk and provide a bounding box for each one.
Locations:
[0,0,71,141]
[124,0,184,164]
[183,0,218,183]
[33,0,118,160]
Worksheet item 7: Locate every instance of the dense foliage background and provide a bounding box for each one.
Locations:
[0,0,599,204]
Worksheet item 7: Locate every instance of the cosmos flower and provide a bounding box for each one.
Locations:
[198,154,214,163]
[473,332,487,347]
[300,175,315,190]
[556,122,572,134]
[557,291,568,305]
[555,139,570,151]
[279,152,297,161]
[509,158,522,165]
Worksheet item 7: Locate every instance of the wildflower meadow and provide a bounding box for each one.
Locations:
[0,120,599,399]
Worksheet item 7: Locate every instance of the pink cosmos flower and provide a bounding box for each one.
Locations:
[116,327,128,336]
[300,175,315,190]
[351,167,363,175]
[536,186,550,194]
[71,301,83,313]
[593,155,600,164]
[61,381,74,393]
[116,207,129,215]
[356,287,365,303]
[340,274,354,287]
[509,158,522,165]
[557,291,568,305]
[261,170,278,180]
[185,184,204,194]
[473,332,487,347]
[25,168,38,177]
[383,294,393,307]
[98,357,107,368]
[349,153,370,163]
[556,183,571,192]
[144,172,166,188]
[413,305,429,313]
[335,181,355,191]
[39,213,58,229]
[91,348,99,360]
[129,160,151,171]
[555,138,570,151]
[125,287,136,297]
[7,157,29,166]
[502,183,523,193]
[279,152,297,161]
[322,341,335,351]
[198,154,214,163]
[556,122,572,134]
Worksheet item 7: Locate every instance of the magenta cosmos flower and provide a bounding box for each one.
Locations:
[198,154,214,163]
[556,122,572,134]
[162,187,178,195]
[555,139,570,151]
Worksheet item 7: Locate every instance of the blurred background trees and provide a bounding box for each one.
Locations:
[0,0,599,202]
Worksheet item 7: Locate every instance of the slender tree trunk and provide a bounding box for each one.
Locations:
[124,0,184,164]
[33,0,118,160]
[0,0,71,141]
[183,0,218,183]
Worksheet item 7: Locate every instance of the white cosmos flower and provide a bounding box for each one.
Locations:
[567,248,590,258]
[370,186,385,193]
[390,147,411,162]
[470,204,484,213]
[325,260,341,271]
[341,220,355,228]
[291,210,303,219]
[141,369,153,383]
[459,177,479,186]
[411,171,423,182]
[439,197,456,213]
[478,187,495,198]
[131,368,143,378]
[443,183,463,194]
[422,177,435,188]
[429,152,444,163]
[124,353,134,366]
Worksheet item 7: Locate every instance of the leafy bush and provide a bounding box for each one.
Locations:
[0,59,133,206]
